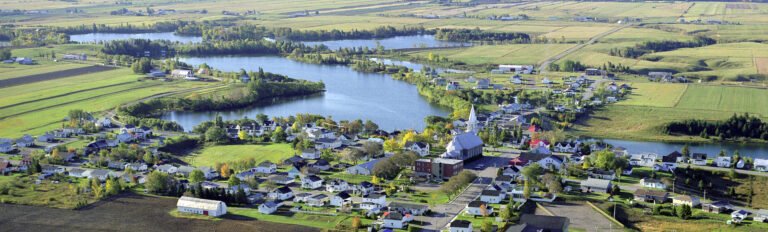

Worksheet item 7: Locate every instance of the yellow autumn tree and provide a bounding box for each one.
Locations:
[401,130,417,146]
[238,130,247,140]
[220,163,231,178]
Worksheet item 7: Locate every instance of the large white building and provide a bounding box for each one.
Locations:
[176,196,227,217]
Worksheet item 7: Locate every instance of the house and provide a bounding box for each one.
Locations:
[325,179,349,192]
[382,212,412,229]
[347,158,382,175]
[538,155,564,171]
[580,178,612,193]
[67,168,87,178]
[314,138,341,150]
[301,149,320,159]
[310,159,331,171]
[125,163,149,172]
[703,200,733,213]
[629,153,658,167]
[37,133,55,143]
[553,142,580,153]
[287,166,302,178]
[588,169,616,180]
[15,134,34,147]
[498,65,534,74]
[95,118,112,128]
[716,156,732,168]
[259,201,280,214]
[171,69,194,78]
[41,165,65,174]
[330,191,352,207]
[673,195,701,207]
[480,190,504,204]
[755,158,768,172]
[753,209,768,222]
[355,181,375,195]
[501,165,521,179]
[405,142,430,157]
[506,214,570,232]
[475,78,490,89]
[648,72,672,81]
[441,133,483,161]
[268,175,294,185]
[255,161,277,174]
[495,175,514,186]
[640,178,667,190]
[235,170,256,181]
[388,202,429,216]
[89,169,112,181]
[465,201,493,216]
[301,175,324,189]
[116,132,134,143]
[634,189,669,203]
[107,161,126,170]
[156,164,178,174]
[0,139,14,153]
[415,158,464,180]
[661,151,682,171]
[177,196,227,217]
[362,193,387,207]
[268,186,294,201]
[732,210,751,220]
[15,57,33,65]
[449,220,473,232]
[199,166,218,179]
[737,159,745,169]
[294,193,312,203]
[306,194,328,207]
[691,153,707,166]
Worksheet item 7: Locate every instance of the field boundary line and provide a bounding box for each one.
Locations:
[671,84,689,108]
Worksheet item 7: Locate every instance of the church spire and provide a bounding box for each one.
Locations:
[466,105,478,133]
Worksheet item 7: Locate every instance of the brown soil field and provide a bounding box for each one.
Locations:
[0,193,319,232]
[756,57,768,75]
[0,65,115,88]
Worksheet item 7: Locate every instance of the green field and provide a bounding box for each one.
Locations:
[185,144,295,167]
[409,44,577,65]
[676,85,768,115]
[227,207,373,229]
[616,83,688,107]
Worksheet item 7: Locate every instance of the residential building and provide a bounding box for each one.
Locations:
[330,191,352,207]
[383,212,412,229]
[506,214,570,232]
[347,159,381,175]
[465,201,493,216]
[156,164,178,174]
[362,193,387,207]
[405,142,430,157]
[673,195,701,207]
[301,175,324,189]
[325,179,349,192]
[67,168,87,178]
[268,187,294,201]
[306,194,328,207]
[587,169,616,180]
[259,201,280,214]
[538,155,564,171]
[16,134,34,147]
[388,202,429,216]
[497,65,534,74]
[310,159,330,171]
[753,209,768,222]
[449,220,473,232]
[755,158,768,172]
[691,153,707,166]
[715,156,732,168]
[301,149,320,159]
[634,189,669,203]
[480,190,503,204]
[254,161,277,174]
[580,178,612,193]
[171,69,194,78]
[414,158,464,180]
[640,178,667,190]
[177,196,227,217]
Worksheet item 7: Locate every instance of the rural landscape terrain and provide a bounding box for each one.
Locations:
[1,0,768,231]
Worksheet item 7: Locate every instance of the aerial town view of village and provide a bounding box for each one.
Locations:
[1,0,768,231]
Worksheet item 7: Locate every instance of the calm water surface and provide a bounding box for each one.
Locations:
[70,32,202,43]
[301,35,471,50]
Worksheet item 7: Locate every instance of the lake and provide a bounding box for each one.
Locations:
[164,56,450,131]
[301,35,471,50]
[369,58,472,74]
[592,138,768,159]
[70,32,203,43]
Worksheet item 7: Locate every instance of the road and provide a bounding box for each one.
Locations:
[680,163,768,177]
[415,167,497,231]
[538,24,633,74]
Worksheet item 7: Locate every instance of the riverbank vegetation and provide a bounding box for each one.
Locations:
[665,113,768,141]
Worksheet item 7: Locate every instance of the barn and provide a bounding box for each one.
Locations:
[176,196,227,217]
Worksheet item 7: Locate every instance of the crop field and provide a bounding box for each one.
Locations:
[676,85,768,116]
[0,68,216,137]
[408,43,576,65]
[185,144,295,167]
[0,63,89,80]
[757,57,768,74]
[0,65,115,88]
[615,83,688,108]
[0,193,317,232]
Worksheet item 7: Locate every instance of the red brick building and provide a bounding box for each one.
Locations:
[415,158,463,180]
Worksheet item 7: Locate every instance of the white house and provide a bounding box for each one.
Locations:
[330,191,352,207]
[640,178,667,190]
[347,159,381,176]
[301,175,324,189]
[37,133,55,143]
[755,158,768,172]
[480,190,503,204]
[306,194,328,207]
[16,134,35,147]
[314,138,342,150]
[116,132,134,143]
[383,212,413,229]
[537,155,564,171]
[67,168,87,178]
[254,161,277,174]
[177,196,227,217]
[498,64,534,74]
[362,193,387,207]
[715,156,732,168]
[301,149,320,159]
[673,195,700,207]
[199,166,219,179]
[754,209,768,222]
[325,179,350,192]
[171,69,194,78]
[125,163,148,172]
[156,164,178,174]
[465,201,493,216]
[736,159,745,169]
[501,165,521,179]
[268,175,294,185]
[691,153,707,166]
[405,142,430,157]
[0,139,15,153]
[287,166,302,178]
[355,181,375,196]
[450,220,473,232]
[268,187,294,201]
[258,201,280,214]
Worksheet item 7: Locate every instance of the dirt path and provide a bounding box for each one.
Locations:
[0,65,116,88]
[0,193,318,232]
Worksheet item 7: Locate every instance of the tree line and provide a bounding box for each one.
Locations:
[609,36,716,58]
[433,28,530,43]
[665,113,768,140]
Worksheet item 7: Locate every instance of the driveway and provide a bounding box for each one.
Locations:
[539,201,619,232]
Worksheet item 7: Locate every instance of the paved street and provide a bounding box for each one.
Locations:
[415,166,497,231]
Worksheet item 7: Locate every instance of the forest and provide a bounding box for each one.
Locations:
[433,28,530,43]
[609,36,716,58]
[665,113,768,140]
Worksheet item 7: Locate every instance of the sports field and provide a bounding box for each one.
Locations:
[185,144,295,167]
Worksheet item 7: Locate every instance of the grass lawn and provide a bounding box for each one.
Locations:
[0,174,94,209]
[227,207,373,229]
[185,144,295,167]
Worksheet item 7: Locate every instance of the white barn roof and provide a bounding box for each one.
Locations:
[177,196,224,211]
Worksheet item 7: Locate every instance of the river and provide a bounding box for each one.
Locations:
[589,138,768,158]
[164,56,450,131]
[301,35,471,50]
[69,32,203,43]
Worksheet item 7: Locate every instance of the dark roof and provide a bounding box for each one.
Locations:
[388,202,429,210]
[305,175,322,182]
[496,175,513,182]
[359,181,373,188]
[692,153,707,159]
[506,214,569,232]
[450,220,472,228]
[336,191,351,199]
[662,151,681,162]
[385,212,403,220]
[366,193,385,199]
[468,200,487,208]
[275,186,292,194]
[313,159,330,166]
[481,190,501,196]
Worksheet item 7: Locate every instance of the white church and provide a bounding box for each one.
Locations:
[441,105,484,161]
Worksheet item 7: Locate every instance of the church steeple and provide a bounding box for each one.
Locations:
[466,105,478,133]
